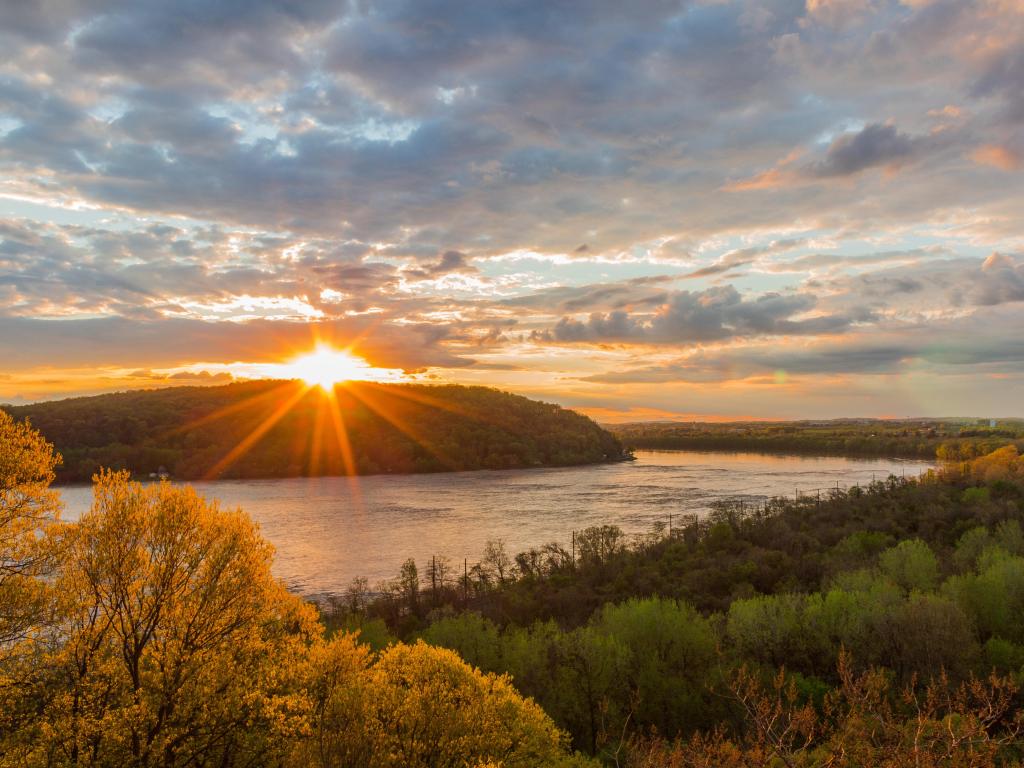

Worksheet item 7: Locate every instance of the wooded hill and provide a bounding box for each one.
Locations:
[3,381,625,482]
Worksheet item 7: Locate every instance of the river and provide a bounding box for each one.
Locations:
[58,450,934,596]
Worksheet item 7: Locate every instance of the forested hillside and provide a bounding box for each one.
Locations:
[3,381,625,482]
[610,418,1024,459]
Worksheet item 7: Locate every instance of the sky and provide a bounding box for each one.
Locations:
[1,0,1023,420]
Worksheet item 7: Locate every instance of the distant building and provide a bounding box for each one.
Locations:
[990,419,997,428]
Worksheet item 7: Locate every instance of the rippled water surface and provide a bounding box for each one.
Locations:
[59,450,933,596]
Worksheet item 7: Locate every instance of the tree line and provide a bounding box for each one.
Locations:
[610,418,1024,460]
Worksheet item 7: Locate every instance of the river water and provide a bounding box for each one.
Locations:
[58,450,933,596]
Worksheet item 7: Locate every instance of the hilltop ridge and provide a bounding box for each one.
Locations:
[4,381,625,482]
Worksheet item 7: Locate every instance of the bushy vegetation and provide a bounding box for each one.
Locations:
[3,381,625,482]
[333,446,1024,762]
[610,418,1024,459]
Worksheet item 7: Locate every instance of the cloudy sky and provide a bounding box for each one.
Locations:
[1,0,1023,419]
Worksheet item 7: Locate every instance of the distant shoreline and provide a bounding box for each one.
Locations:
[49,450,634,487]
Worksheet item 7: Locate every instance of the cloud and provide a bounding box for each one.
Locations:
[971,144,1022,171]
[809,123,919,177]
[581,308,1024,383]
[1,0,1024,413]
[502,275,673,313]
[973,42,1024,121]
[402,250,477,280]
[549,285,860,345]
[682,237,809,278]
[729,123,948,189]
[976,252,1024,306]
[815,254,1024,316]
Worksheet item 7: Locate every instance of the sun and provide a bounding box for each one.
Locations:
[284,345,376,389]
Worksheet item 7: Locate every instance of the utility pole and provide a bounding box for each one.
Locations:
[571,530,575,567]
[668,513,672,538]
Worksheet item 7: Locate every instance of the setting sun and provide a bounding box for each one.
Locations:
[284,346,376,389]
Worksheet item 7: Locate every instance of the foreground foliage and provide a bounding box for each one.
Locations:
[6,412,1024,766]
[630,656,1023,768]
[0,417,582,767]
[342,445,1024,760]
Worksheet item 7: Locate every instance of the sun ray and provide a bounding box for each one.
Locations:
[203,382,312,480]
[323,386,363,507]
[309,387,331,477]
[343,383,459,470]
[358,381,474,419]
[165,380,296,439]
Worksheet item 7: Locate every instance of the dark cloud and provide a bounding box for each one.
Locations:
[976,252,1024,306]
[550,285,858,344]
[402,250,477,280]
[810,123,919,177]
[582,311,1024,383]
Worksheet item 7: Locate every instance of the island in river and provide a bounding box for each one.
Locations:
[3,380,626,482]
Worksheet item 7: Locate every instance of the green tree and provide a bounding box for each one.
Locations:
[591,597,717,736]
[879,539,939,592]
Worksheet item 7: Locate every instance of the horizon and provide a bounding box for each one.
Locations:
[5,377,1022,426]
[2,1,1023,419]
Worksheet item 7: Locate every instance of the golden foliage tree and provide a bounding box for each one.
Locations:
[0,417,585,768]
[0,410,61,649]
[24,470,322,768]
[0,410,63,750]
[298,639,585,768]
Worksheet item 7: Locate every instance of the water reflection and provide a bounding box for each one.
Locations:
[58,450,934,596]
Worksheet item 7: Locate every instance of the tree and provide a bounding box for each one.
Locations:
[0,411,62,649]
[592,598,718,737]
[0,412,63,757]
[879,539,939,593]
[303,640,583,768]
[399,557,420,613]
[31,470,321,768]
[482,539,513,585]
[421,612,504,673]
[627,655,1024,768]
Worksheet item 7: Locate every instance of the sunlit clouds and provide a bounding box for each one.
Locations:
[1,0,1023,417]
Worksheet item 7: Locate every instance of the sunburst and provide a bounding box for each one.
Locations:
[282,345,377,390]
[166,342,483,492]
